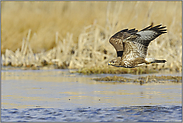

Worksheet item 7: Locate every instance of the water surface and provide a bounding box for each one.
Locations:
[1,68,182,122]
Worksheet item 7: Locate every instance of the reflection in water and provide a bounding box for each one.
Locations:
[1,69,182,109]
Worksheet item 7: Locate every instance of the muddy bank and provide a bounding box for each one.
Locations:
[93,75,182,85]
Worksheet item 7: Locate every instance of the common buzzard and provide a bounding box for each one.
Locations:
[108,23,167,68]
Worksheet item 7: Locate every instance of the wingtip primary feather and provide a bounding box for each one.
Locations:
[150,24,167,34]
[140,22,154,31]
[140,23,167,34]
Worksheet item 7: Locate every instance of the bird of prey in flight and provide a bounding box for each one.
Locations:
[108,23,167,68]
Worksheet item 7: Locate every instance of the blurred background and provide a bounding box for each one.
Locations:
[1,1,182,72]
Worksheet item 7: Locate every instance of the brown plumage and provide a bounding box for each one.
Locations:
[108,23,167,68]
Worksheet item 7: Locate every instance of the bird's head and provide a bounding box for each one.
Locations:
[108,58,121,67]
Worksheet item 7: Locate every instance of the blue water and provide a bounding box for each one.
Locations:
[1,106,182,122]
[1,68,182,122]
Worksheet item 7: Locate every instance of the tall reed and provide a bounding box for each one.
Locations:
[1,1,182,72]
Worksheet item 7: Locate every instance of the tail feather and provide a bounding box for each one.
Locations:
[152,60,166,63]
[145,58,166,64]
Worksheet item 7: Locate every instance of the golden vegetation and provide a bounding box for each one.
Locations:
[1,1,182,73]
[76,66,157,75]
[93,75,182,84]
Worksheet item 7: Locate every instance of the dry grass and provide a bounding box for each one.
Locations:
[76,66,157,75]
[1,1,182,73]
[93,75,182,84]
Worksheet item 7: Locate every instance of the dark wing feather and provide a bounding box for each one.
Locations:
[127,24,167,58]
[135,24,167,46]
[109,24,167,58]
[139,22,153,31]
[109,28,138,57]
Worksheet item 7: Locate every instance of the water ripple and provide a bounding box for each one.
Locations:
[1,105,182,122]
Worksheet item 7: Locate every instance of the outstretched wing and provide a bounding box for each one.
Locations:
[109,28,138,57]
[127,24,167,58]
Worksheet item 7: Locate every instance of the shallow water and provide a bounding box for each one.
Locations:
[1,68,182,122]
[1,106,182,122]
